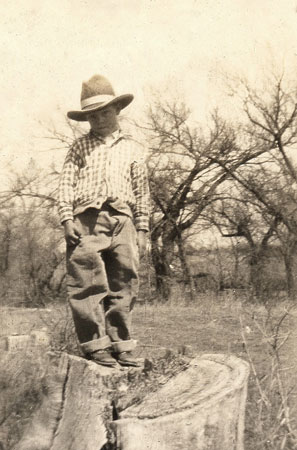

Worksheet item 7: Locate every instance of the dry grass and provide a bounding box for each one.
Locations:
[0,350,48,450]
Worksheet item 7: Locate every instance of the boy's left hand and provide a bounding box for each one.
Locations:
[137,230,149,259]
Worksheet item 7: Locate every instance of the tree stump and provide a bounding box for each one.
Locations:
[0,329,50,351]
[3,329,250,450]
[115,354,250,450]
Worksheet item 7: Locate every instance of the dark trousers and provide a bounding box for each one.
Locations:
[66,206,139,354]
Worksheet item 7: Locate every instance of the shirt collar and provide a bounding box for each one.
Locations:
[90,128,122,145]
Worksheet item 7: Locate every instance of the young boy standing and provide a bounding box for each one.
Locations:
[58,74,150,367]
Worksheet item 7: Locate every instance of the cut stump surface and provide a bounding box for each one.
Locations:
[116,354,250,450]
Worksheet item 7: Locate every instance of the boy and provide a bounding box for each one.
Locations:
[58,74,150,367]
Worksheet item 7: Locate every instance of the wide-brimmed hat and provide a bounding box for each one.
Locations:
[67,74,134,121]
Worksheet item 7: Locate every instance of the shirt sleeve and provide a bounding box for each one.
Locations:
[130,150,150,232]
[57,143,81,224]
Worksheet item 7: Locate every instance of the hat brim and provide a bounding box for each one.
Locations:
[67,94,134,121]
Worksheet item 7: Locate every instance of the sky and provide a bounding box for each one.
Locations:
[1,0,297,184]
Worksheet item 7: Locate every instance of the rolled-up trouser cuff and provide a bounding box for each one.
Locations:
[111,339,137,353]
[80,335,112,354]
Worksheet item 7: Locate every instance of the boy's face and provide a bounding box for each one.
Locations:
[87,105,120,137]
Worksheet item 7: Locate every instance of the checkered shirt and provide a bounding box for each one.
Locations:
[58,130,150,231]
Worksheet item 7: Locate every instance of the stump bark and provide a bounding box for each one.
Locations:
[115,354,250,450]
[14,352,141,450]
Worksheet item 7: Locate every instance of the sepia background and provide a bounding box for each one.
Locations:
[2,1,297,450]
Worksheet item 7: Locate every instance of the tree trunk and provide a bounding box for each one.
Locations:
[230,238,241,288]
[283,251,296,299]
[249,249,267,299]
[176,233,196,302]
[151,237,172,302]
[2,227,11,272]
[115,354,250,450]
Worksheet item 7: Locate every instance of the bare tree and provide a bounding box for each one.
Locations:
[208,182,282,298]
[213,72,297,234]
[144,99,275,301]
[0,162,63,306]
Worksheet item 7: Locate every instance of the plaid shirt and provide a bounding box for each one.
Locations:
[58,129,150,231]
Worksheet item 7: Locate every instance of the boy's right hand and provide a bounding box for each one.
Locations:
[63,220,81,246]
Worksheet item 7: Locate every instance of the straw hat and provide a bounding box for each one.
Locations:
[67,75,134,121]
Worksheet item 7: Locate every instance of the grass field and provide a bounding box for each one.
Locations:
[1,291,297,449]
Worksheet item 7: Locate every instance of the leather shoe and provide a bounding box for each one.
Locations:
[88,349,118,367]
[114,351,142,367]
